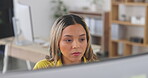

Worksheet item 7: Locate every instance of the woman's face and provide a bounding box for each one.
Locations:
[59,24,87,64]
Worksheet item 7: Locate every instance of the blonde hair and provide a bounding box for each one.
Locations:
[47,14,98,65]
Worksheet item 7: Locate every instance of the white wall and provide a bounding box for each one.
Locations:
[14,0,94,38]
[13,0,111,39]
[63,0,91,10]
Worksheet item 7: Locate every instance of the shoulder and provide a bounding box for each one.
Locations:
[33,59,54,70]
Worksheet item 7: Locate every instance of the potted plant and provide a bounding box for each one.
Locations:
[51,0,68,19]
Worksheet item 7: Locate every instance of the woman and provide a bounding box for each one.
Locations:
[33,14,98,70]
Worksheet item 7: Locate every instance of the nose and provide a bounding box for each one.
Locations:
[72,40,80,49]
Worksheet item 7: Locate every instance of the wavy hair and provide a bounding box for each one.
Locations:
[47,14,98,65]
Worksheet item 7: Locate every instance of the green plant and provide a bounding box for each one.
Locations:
[92,0,98,4]
[51,0,68,19]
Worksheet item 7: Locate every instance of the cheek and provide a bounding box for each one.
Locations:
[59,41,70,54]
[82,41,87,51]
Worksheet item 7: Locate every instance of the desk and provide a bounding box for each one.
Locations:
[0,37,49,63]
[0,37,101,63]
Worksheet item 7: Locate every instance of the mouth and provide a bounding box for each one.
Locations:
[72,52,81,56]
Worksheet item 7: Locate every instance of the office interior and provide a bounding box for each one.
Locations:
[0,0,148,77]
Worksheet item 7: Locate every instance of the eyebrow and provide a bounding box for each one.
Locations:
[64,34,86,37]
[79,34,86,37]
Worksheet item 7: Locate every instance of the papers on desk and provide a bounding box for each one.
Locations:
[34,38,49,48]
[34,38,47,44]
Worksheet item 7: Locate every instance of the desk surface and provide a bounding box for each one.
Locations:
[0,37,101,63]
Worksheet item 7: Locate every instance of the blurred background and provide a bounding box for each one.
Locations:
[0,0,148,76]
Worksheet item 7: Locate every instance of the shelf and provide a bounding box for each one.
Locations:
[69,10,102,18]
[111,39,148,47]
[90,33,102,37]
[112,2,148,6]
[110,0,148,57]
[69,11,102,16]
[112,2,124,5]
[112,20,145,27]
[125,3,148,6]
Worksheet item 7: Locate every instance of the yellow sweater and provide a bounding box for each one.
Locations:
[33,57,87,70]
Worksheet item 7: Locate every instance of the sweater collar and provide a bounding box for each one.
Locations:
[56,57,87,67]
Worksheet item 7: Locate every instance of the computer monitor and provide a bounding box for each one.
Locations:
[0,0,14,39]
[12,0,34,45]
[1,53,148,78]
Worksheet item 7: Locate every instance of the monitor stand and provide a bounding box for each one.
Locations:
[14,40,33,46]
[14,34,33,46]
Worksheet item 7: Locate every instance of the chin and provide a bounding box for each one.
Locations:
[70,57,82,62]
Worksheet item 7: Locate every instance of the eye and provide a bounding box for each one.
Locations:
[65,39,72,42]
[80,38,85,42]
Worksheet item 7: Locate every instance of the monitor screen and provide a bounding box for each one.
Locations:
[0,1,14,39]
[13,0,34,45]
[1,53,148,78]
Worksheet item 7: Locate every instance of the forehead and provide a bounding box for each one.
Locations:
[62,24,86,36]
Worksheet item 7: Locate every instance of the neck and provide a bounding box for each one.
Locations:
[62,56,82,65]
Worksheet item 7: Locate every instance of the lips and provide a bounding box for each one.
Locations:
[72,52,81,56]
